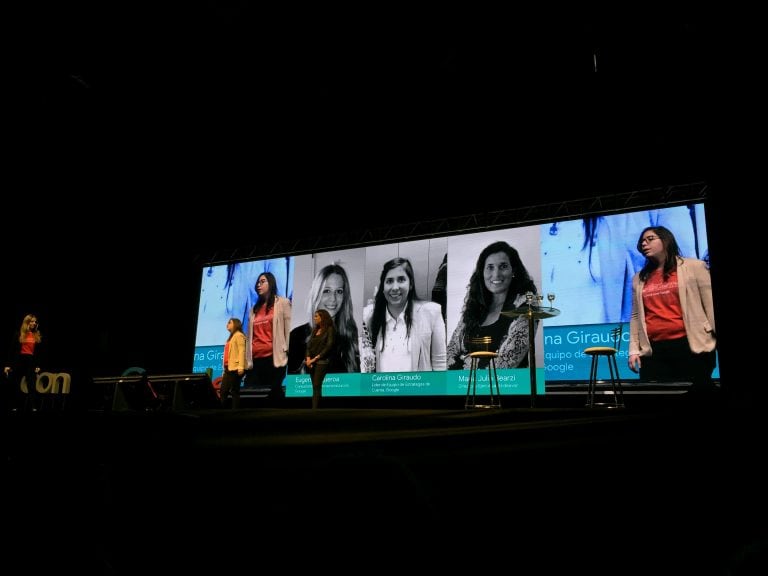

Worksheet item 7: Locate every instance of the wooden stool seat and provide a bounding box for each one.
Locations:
[465,337,501,409]
[584,326,625,408]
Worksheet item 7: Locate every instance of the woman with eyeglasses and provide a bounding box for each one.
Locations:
[628,226,717,402]
[3,314,44,412]
[245,272,292,405]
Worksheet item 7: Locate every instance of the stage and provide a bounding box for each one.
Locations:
[3,384,765,574]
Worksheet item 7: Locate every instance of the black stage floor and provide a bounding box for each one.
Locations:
[4,391,766,575]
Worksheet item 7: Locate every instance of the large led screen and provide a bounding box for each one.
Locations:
[193,203,717,398]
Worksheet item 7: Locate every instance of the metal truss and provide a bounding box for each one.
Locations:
[195,181,708,266]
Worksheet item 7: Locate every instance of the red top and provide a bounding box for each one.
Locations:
[642,269,686,342]
[20,332,36,356]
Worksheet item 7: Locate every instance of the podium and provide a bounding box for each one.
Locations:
[501,305,560,407]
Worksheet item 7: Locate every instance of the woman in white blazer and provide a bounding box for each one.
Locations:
[361,257,446,373]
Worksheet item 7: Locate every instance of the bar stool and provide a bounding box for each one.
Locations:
[465,336,501,409]
[584,325,625,408]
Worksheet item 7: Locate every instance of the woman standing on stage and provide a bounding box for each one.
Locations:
[245,272,292,404]
[4,314,44,412]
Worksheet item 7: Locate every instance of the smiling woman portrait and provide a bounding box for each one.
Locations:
[288,263,360,374]
[360,257,446,373]
[447,241,537,370]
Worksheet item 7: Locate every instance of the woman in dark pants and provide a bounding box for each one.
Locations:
[305,309,336,409]
[628,226,717,404]
[4,314,44,412]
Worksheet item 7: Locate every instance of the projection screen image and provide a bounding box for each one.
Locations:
[192,202,716,397]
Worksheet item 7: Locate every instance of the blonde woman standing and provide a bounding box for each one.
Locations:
[4,314,44,412]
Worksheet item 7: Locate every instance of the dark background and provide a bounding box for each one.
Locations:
[5,11,755,574]
[4,6,727,385]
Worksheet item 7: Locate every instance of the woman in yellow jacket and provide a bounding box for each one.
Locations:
[221,317,247,409]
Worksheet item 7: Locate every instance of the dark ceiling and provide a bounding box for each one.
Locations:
[4,5,730,376]
[9,6,721,252]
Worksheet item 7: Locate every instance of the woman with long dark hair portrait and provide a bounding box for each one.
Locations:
[447,241,537,369]
[361,257,446,373]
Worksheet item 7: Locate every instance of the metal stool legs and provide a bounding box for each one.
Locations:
[586,352,625,408]
[465,355,502,409]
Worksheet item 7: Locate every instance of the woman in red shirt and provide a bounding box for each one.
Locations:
[4,314,44,412]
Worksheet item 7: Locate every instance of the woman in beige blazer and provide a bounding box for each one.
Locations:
[245,272,292,403]
[628,226,717,396]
